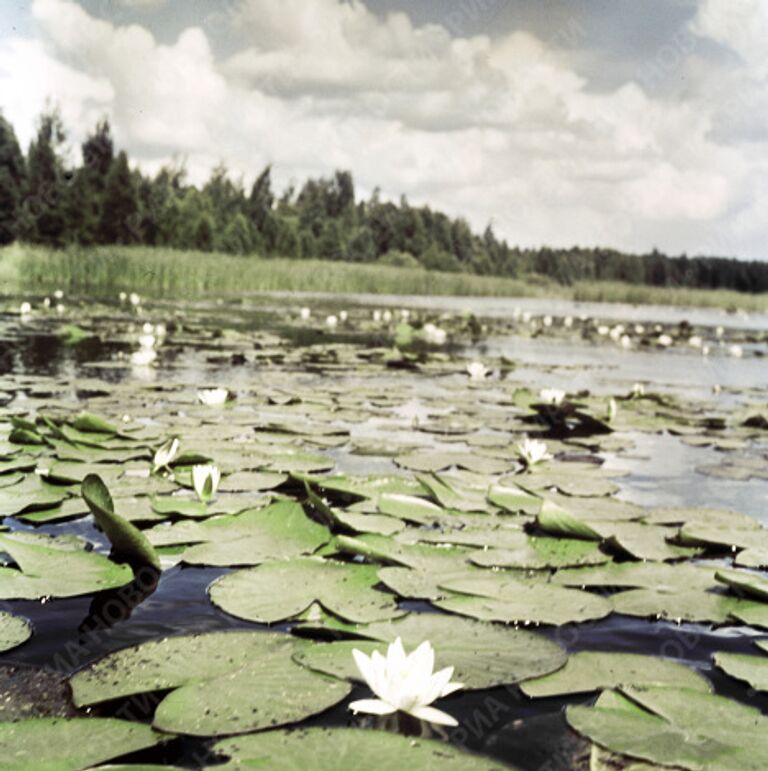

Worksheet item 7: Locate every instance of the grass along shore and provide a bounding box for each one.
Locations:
[2,244,766,312]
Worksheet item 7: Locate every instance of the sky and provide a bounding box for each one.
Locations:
[1,0,766,261]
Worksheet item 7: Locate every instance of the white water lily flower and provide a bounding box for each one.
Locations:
[54,289,64,300]
[197,387,230,406]
[372,310,382,323]
[56,303,65,314]
[339,310,348,323]
[43,297,51,309]
[522,311,532,323]
[192,464,221,503]
[401,309,410,321]
[130,348,156,366]
[129,292,141,307]
[631,382,645,398]
[728,344,743,358]
[350,638,463,727]
[19,302,31,315]
[688,336,703,348]
[543,315,553,328]
[634,324,645,335]
[422,323,446,346]
[597,325,609,336]
[620,335,632,349]
[607,398,618,423]
[300,307,311,321]
[119,292,127,303]
[715,325,724,339]
[563,316,573,328]
[153,437,179,471]
[516,436,552,467]
[539,388,565,405]
[138,334,155,349]
[466,361,489,381]
[382,310,393,323]
[657,334,673,347]
[326,314,338,329]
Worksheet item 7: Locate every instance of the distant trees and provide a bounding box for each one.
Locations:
[2,109,767,294]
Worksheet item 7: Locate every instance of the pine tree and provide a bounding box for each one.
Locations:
[98,151,140,244]
[21,111,68,246]
[0,114,25,245]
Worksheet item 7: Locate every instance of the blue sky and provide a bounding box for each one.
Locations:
[1,0,766,260]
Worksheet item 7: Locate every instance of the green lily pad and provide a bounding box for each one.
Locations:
[434,578,612,626]
[611,588,748,624]
[714,641,768,693]
[553,561,719,593]
[335,533,471,571]
[487,482,542,514]
[209,557,402,623]
[521,651,711,698]
[72,413,119,435]
[364,613,566,684]
[0,717,164,771]
[0,532,133,600]
[81,475,160,569]
[536,501,601,540]
[730,603,768,629]
[567,686,768,770]
[715,568,768,602]
[211,727,514,770]
[471,536,609,570]
[0,612,32,653]
[178,501,330,566]
[150,496,209,519]
[70,631,351,738]
[0,476,69,517]
[376,493,445,524]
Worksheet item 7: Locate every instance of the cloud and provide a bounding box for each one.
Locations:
[0,0,765,260]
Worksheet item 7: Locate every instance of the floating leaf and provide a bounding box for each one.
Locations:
[715,568,768,602]
[521,652,711,698]
[212,727,510,770]
[611,588,748,624]
[714,642,768,692]
[0,717,164,771]
[0,612,32,653]
[0,532,133,600]
[70,631,350,738]
[209,557,402,623]
[81,475,160,569]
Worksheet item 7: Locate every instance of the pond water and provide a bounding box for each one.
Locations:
[0,291,766,769]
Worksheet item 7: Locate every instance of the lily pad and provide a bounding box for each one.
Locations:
[209,557,402,623]
[81,475,160,569]
[471,537,609,570]
[211,727,513,770]
[434,578,612,626]
[567,686,768,770]
[610,588,748,624]
[70,631,351,738]
[0,717,164,771]
[714,642,768,692]
[521,651,711,698]
[0,532,133,600]
[715,568,768,602]
[0,612,32,653]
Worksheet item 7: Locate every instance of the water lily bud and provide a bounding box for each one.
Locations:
[192,464,221,503]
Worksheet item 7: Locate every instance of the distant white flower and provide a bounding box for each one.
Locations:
[516,436,552,467]
[543,315,553,328]
[634,324,645,335]
[55,304,65,314]
[373,310,382,323]
[702,345,710,357]
[609,325,624,341]
[631,382,645,398]
[197,387,230,406]
[19,302,31,315]
[382,310,393,323]
[43,297,51,309]
[512,307,522,320]
[712,384,722,395]
[142,322,154,334]
[119,292,127,303]
[129,292,141,307]
[539,388,565,405]
[620,335,632,349]
[597,325,609,336]
[522,311,532,323]
[422,323,447,346]
[728,344,743,358]
[715,325,724,339]
[466,361,490,381]
[653,324,662,333]
[326,314,338,329]
[400,309,410,321]
[300,307,311,321]
[607,398,618,422]
[53,290,64,300]
[192,464,221,503]
[657,334,673,347]
[563,316,573,328]
[688,336,703,348]
[130,348,156,366]
[154,323,167,339]
[138,334,155,349]
[153,437,179,471]
[339,310,348,323]
[349,638,463,727]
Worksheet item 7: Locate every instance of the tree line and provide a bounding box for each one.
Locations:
[1,110,766,294]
